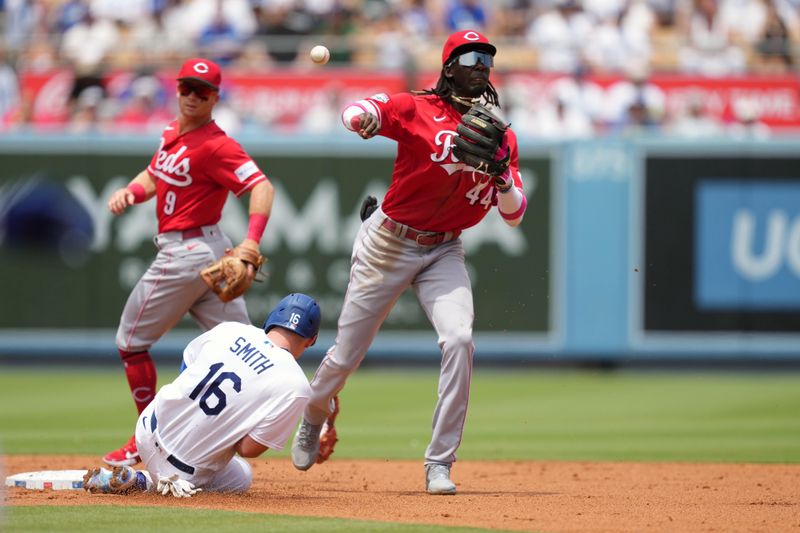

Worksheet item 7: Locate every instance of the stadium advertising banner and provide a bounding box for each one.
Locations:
[643,155,800,333]
[0,142,552,357]
[696,180,800,311]
[14,70,800,131]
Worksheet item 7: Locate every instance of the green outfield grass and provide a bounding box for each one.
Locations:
[2,366,799,533]
[1,366,798,462]
[2,506,503,533]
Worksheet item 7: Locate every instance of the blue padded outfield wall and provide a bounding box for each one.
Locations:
[0,134,798,362]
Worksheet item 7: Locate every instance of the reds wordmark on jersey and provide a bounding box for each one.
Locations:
[360,92,522,233]
[147,120,267,233]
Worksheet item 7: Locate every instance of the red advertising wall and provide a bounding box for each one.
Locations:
[12,68,800,131]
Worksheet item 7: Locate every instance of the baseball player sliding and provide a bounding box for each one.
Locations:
[104,58,274,467]
[83,293,320,497]
[291,30,527,495]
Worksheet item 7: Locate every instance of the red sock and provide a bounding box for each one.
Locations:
[119,349,157,414]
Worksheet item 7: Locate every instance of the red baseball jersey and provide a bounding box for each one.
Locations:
[361,92,521,233]
[147,120,267,233]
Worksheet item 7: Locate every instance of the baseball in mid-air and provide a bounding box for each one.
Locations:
[310,45,330,64]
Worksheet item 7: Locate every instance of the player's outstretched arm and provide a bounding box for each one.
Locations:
[108,169,156,215]
[341,101,380,139]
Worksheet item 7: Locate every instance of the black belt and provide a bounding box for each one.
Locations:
[150,411,196,475]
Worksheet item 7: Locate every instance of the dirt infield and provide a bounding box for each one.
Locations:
[4,455,800,532]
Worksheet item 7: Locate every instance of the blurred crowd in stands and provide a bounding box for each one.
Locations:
[0,0,798,138]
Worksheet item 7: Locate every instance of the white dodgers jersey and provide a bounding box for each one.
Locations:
[151,322,311,471]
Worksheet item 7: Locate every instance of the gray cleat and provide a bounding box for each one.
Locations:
[291,419,323,470]
[425,463,457,495]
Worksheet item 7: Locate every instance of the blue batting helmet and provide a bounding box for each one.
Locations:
[263,293,321,344]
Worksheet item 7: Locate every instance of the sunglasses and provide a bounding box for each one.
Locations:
[178,82,216,101]
[450,51,494,68]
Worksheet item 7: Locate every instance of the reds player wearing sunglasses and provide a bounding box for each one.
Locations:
[291,30,527,495]
[103,58,274,468]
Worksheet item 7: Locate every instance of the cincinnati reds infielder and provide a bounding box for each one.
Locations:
[83,293,319,496]
[291,30,527,495]
[104,58,274,467]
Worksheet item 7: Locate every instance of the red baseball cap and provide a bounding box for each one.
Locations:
[176,58,221,90]
[441,30,496,66]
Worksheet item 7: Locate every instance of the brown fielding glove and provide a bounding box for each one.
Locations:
[452,103,510,177]
[200,246,266,302]
[317,395,340,464]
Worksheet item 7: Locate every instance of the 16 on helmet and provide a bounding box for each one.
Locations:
[263,293,321,344]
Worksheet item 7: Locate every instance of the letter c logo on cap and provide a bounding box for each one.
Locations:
[464,31,480,41]
[194,62,209,74]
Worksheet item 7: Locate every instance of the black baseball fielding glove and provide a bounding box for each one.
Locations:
[453,103,510,177]
[360,195,378,221]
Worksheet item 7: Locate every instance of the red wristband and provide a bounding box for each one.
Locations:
[127,183,146,203]
[500,194,527,221]
[247,213,269,242]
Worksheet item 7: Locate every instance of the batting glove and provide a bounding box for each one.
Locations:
[156,474,202,498]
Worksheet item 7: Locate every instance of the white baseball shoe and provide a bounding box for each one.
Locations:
[425,463,456,495]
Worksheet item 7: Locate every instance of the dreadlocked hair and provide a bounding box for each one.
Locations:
[415,69,501,108]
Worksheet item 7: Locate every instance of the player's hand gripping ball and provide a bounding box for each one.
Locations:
[310,45,330,64]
